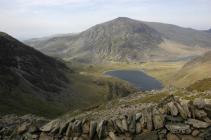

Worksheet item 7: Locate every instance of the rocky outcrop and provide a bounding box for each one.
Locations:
[1,96,211,140]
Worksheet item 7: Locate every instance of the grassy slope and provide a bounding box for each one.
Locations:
[187,78,211,91]
[173,51,211,87]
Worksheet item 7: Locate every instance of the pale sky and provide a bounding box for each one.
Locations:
[0,0,211,40]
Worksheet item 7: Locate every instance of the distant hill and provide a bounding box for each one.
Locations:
[25,17,211,63]
[173,51,211,87]
[0,32,71,117]
[205,28,211,33]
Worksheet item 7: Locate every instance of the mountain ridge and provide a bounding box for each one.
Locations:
[25,17,211,63]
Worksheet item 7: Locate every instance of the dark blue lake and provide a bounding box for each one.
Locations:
[105,70,163,91]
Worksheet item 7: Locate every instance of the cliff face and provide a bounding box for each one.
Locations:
[1,93,211,140]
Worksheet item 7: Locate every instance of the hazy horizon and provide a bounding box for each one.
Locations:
[0,0,211,40]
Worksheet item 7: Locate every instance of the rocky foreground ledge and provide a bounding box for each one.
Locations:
[1,95,211,140]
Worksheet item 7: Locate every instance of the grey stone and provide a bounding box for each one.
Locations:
[128,114,136,134]
[192,129,200,137]
[178,135,203,140]
[180,99,191,118]
[167,102,178,116]
[59,122,69,135]
[152,109,164,129]
[185,119,210,128]
[136,113,142,121]
[66,122,73,137]
[136,122,142,134]
[115,119,124,133]
[195,109,207,119]
[193,98,205,109]
[122,118,128,132]
[89,121,97,139]
[175,102,188,119]
[166,133,180,140]
[133,131,158,140]
[165,123,191,134]
[146,109,153,131]
[72,120,82,137]
[82,120,89,134]
[165,115,184,123]
[41,120,59,132]
[97,120,106,139]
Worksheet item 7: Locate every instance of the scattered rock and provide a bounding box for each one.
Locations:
[185,119,210,128]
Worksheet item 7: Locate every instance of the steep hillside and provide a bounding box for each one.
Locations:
[187,78,211,91]
[173,51,211,87]
[0,32,71,117]
[25,17,211,63]
[0,32,137,118]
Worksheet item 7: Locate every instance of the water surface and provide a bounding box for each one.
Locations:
[105,70,163,91]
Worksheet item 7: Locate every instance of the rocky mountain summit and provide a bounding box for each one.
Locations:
[1,91,211,140]
[25,17,211,63]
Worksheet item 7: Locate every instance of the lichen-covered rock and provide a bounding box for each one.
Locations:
[128,114,136,134]
[180,99,191,118]
[165,123,191,134]
[167,102,178,116]
[185,119,210,128]
[193,98,205,109]
[194,109,207,119]
[166,133,180,140]
[97,120,106,139]
[41,119,60,132]
[72,120,82,137]
[82,119,90,134]
[136,122,142,134]
[152,108,164,129]
[178,135,204,140]
[59,121,69,135]
[175,102,188,119]
[165,115,184,123]
[145,109,153,131]
[122,117,128,132]
[89,121,97,139]
[135,113,142,121]
[133,131,158,140]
